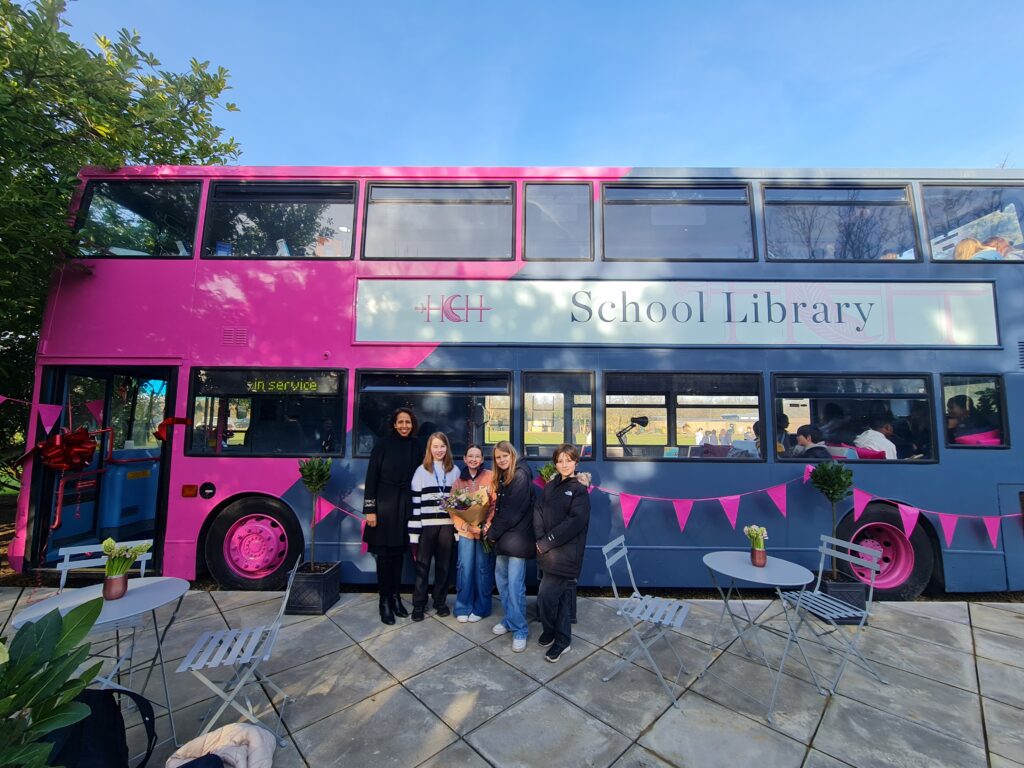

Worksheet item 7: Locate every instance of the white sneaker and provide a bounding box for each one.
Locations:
[492,622,508,635]
[512,636,527,653]
[456,615,469,623]
[467,613,482,623]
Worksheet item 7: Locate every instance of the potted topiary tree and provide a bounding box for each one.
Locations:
[809,460,867,618]
[285,456,341,615]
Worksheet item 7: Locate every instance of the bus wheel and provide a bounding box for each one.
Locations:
[205,498,301,590]
[836,505,935,601]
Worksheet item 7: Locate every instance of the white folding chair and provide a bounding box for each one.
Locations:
[56,540,154,690]
[601,536,691,708]
[176,560,301,746]
[781,535,888,693]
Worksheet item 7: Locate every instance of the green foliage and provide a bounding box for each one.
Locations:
[298,457,332,566]
[0,0,240,489]
[0,598,103,767]
[809,461,854,578]
[538,462,557,482]
[100,538,151,577]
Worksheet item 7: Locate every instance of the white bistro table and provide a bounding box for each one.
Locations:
[13,576,189,746]
[700,551,825,723]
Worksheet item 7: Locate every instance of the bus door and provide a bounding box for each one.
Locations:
[34,368,174,567]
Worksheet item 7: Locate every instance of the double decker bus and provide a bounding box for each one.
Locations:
[9,166,1024,599]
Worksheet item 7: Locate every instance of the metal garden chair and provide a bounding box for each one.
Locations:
[780,535,888,693]
[176,559,301,746]
[601,536,691,708]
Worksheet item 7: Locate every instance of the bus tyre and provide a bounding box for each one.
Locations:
[836,504,935,601]
[206,498,302,590]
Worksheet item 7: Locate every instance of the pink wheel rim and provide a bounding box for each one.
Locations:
[849,521,914,590]
[223,514,288,579]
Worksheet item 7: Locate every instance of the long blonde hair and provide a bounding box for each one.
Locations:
[953,237,984,261]
[490,440,519,492]
[422,432,454,474]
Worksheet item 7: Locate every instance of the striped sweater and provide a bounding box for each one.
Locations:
[409,464,460,543]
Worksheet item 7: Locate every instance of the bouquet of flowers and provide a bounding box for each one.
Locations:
[101,538,152,577]
[442,487,491,527]
[743,525,768,551]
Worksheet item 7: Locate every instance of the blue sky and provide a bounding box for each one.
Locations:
[63,0,1024,169]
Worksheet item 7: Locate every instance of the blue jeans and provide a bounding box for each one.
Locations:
[494,555,528,640]
[455,536,494,618]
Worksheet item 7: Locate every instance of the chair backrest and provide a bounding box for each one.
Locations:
[257,557,304,661]
[813,534,882,602]
[57,539,153,592]
[601,536,641,603]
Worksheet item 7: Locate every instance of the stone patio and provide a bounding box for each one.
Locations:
[2,586,1021,768]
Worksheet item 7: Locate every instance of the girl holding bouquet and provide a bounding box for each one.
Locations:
[409,432,460,621]
[484,441,535,652]
[449,444,495,622]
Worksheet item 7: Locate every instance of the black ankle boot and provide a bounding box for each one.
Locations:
[390,593,409,618]
[379,595,395,625]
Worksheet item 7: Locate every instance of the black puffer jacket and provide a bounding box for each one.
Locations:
[487,463,536,559]
[534,475,590,578]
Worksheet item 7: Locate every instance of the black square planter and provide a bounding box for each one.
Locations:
[821,578,868,625]
[285,561,341,615]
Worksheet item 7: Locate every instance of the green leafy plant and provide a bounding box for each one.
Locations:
[743,525,768,550]
[0,598,103,767]
[100,538,151,577]
[298,456,331,567]
[539,462,557,482]
[809,461,854,578]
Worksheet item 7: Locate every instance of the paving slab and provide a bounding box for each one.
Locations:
[609,744,678,768]
[991,756,1024,768]
[293,684,457,768]
[326,594,411,642]
[260,614,355,676]
[210,589,280,612]
[983,696,1024,765]
[467,687,631,768]
[266,644,396,731]
[866,604,975,653]
[814,695,987,768]
[970,602,1024,638]
[485,631,599,684]
[222,596,319,629]
[692,649,829,744]
[830,656,985,748]
[153,589,219,624]
[430,602,504,643]
[415,739,491,768]
[0,587,22,633]
[361,619,475,681]
[856,624,978,692]
[672,599,764,647]
[973,626,1024,670]
[546,649,677,739]
[640,692,807,767]
[567,596,631,647]
[130,608,230,664]
[977,657,1024,710]
[404,646,539,735]
[803,750,855,768]
[882,600,971,625]
[978,601,1024,616]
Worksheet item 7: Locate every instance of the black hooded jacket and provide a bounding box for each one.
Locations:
[486,463,536,559]
[534,474,590,578]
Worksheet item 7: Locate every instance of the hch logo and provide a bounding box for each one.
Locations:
[415,294,492,323]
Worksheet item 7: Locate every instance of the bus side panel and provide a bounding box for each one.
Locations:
[997,484,1024,590]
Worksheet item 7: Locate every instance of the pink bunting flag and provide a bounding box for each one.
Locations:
[0,396,7,406]
[36,403,63,435]
[84,399,105,424]
[937,513,958,548]
[360,520,369,555]
[853,489,872,522]
[983,516,1001,548]
[802,464,813,484]
[314,495,335,525]
[719,495,741,529]
[898,503,919,538]
[534,476,546,489]
[672,500,693,533]
[766,484,787,518]
[619,494,641,528]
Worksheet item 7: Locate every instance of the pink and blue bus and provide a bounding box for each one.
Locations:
[10,166,1024,599]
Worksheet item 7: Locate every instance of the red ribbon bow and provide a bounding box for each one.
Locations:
[36,427,98,471]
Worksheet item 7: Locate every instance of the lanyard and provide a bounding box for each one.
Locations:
[433,466,449,494]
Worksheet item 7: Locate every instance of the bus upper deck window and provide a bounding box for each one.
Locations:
[77,181,201,258]
[923,185,1024,261]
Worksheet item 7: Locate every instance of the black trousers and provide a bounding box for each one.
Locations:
[374,546,405,597]
[412,525,455,609]
[537,573,575,647]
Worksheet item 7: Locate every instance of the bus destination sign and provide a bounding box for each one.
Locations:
[354,279,998,347]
